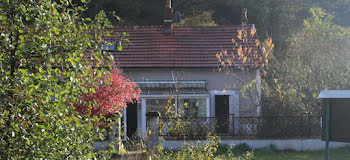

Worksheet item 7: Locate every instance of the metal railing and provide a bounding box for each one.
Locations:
[158,114,322,140]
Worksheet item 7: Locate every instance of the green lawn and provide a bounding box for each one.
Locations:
[216,144,350,160]
[253,147,350,160]
[112,144,350,160]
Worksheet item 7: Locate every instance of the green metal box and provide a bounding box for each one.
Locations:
[318,90,350,143]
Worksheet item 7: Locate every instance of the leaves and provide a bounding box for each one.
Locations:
[75,69,140,117]
[262,8,350,115]
[173,10,218,27]
[0,0,120,159]
[117,42,123,51]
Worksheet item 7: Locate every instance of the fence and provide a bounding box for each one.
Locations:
[158,114,322,140]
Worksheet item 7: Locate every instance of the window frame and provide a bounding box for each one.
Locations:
[142,94,210,118]
[139,94,210,137]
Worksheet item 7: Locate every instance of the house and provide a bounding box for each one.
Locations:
[106,0,264,138]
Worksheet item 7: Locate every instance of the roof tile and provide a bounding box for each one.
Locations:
[107,25,263,68]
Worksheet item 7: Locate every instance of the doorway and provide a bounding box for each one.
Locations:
[215,95,229,134]
[126,102,138,138]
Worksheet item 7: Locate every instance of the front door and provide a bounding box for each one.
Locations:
[126,103,138,138]
[215,95,229,134]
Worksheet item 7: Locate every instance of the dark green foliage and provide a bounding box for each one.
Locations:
[174,10,217,26]
[77,0,349,37]
[216,143,254,157]
[234,143,253,153]
[75,0,161,26]
[262,8,350,115]
[0,0,117,158]
[260,144,278,154]
[216,144,233,155]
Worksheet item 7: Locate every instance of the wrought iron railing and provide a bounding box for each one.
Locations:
[158,114,322,140]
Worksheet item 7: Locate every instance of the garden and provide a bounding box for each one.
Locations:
[109,138,350,160]
[1,0,350,159]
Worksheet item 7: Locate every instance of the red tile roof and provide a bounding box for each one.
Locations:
[106,25,263,68]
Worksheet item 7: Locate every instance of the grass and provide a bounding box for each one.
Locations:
[254,147,350,160]
[216,144,350,160]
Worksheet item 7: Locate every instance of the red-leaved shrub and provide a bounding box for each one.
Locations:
[75,69,141,117]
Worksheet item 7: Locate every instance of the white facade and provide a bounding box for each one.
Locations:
[122,68,261,137]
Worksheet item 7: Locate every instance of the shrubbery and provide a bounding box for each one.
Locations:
[0,0,138,158]
[147,135,254,160]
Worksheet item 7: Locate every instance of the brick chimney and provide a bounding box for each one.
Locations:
[241,8,248,26]
[163,0,173,34]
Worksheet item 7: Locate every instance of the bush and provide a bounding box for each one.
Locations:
[260,144,278,154]
[147,135,254,160]
[234,143,253,153]
[0,0,128,158]
[216,144,232,155]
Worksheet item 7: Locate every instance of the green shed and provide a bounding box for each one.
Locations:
[318,90,350,160]
[318,90,350,142]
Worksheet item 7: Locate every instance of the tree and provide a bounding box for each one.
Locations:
[174,10,217,27]
[261,8,350,115]
[216,25,274,116]
[75,69,141,117]
[0,0,133,158]
[75,0,145,25]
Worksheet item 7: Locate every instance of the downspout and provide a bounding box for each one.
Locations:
[256,69,262,116]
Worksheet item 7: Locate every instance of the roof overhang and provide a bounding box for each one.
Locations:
[135,80,207,88]
[135,80,208,95]
[317,90,350,99]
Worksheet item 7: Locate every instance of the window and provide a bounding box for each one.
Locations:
[179,98,206,117]
[145,97,208,118]
[146,99,175,117]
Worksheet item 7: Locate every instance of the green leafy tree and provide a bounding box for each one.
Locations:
[174,10,217,27]
[0,0,124,158]
[262,8,350,115]
[75,0,145,25]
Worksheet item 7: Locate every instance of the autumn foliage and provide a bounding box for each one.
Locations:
[75,69,141,117]
[216,27,273,69]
